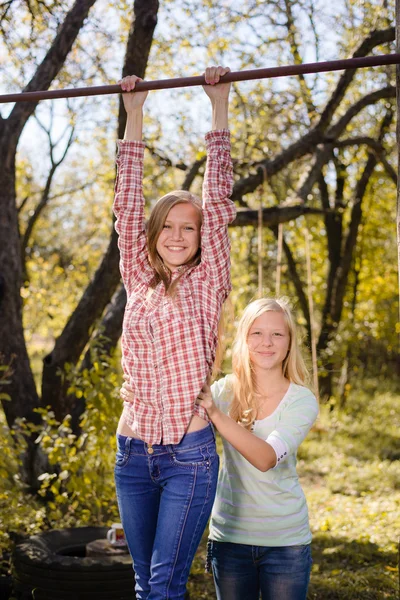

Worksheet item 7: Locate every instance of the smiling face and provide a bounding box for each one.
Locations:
[156,202,201,272]
[247,310,290,374]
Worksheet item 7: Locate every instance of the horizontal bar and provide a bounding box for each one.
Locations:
[1,53,399,104]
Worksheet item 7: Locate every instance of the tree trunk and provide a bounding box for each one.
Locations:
[0,143,40,431]
[0,0,99,488]
[69,285,127,433]
[317,112,393,399]
[41,0,160,420]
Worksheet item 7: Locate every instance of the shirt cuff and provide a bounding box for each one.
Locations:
[266,433,289,469]
[205,129,231,151]
[117,139,146,161]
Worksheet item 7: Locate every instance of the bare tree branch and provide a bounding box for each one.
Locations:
[318,27,395,130]
[284,0,317,121]
[6,0,99,151]
[271,225,311,342]
[333,135,397,184]
[20,115,76,274]
[232,84,395,203]
[232,204,328,228]
[182,156,206,190]
[145,143,187,171]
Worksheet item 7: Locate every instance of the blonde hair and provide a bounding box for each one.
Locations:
[147,190,202,295]
[230,297,310,429]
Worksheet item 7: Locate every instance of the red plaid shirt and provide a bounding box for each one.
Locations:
[113,130,236,444]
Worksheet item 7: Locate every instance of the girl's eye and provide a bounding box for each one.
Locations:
[163,224,171,229]
[185,226,195,231]
[250,331,261,336]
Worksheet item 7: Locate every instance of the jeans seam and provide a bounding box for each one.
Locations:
[179,452,216,585]
[178,460,214,593]
[165,465,198,599]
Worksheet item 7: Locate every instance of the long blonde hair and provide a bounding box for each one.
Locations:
[230,297,310,429]
[147,190,202,295]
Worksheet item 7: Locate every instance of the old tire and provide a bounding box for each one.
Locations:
[12,526,135,600]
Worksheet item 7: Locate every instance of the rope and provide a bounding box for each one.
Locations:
[258,166,267,297]
[276,223,283,297]
[304,226,320,400]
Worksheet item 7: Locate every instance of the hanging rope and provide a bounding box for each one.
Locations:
[276,223,283,297]
[304,226,320,400]
[258,166,267,297]
[1,54,400,104]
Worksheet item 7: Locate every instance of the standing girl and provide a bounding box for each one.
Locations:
[112,66,236,600]
[197,297,319,600]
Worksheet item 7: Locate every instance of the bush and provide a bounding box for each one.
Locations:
[0,350,122,580]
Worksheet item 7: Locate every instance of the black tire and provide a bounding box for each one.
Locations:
[0,575,12,600]
[12,527,135,600]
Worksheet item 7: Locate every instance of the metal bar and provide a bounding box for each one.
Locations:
[1,53,400,104]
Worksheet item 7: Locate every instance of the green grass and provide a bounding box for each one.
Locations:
[188,383,400,599]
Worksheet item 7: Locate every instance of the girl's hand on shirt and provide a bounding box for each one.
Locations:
[120,75,148,112]
[196,381,219,418]
[202,66,231,101]
[120,380,135,403]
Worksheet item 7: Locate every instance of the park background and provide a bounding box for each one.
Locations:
[0,0,399,597]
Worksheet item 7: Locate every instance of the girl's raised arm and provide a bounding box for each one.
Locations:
[113,76,151,295]
[199,66,236,292]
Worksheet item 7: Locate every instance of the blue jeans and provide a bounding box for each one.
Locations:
[114,424,219,600]
[208,540,312,600]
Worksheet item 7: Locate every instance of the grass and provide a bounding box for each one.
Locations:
[187,382,400,599]
[1,380,398,599]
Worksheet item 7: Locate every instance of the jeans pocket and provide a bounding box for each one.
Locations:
[171,443,214,468]
[275,544,312,572]
[115,435,130,468]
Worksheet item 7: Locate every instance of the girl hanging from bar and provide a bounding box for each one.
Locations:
[112,65,236,600]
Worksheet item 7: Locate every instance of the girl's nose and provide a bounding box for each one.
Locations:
[263,335,273,346]
[170,227,183,240]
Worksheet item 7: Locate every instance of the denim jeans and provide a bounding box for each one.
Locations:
[208,540,312,600]
[114,424,219,600]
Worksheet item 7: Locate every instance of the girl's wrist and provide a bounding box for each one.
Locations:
[211,97,229,106]
[211,97,229,130]
[209,406,223,425]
